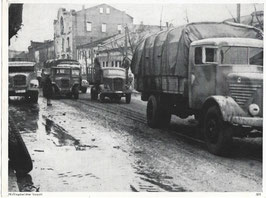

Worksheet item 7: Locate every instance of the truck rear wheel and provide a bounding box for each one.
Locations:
[203,105,233,156]
[125,93,131,104]
[147,95,171,128]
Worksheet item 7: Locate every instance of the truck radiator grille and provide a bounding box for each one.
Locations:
[61,79,70,88]
[229,83,262,106]
[13,75,26,86]
[113,78,123,91]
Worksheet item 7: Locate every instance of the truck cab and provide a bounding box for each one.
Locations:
[9,61,39,103]
[91,67,132,103]
[189,38,263,154]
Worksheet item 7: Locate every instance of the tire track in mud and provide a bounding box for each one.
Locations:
[61,98,262,191]
[69,98,262,162]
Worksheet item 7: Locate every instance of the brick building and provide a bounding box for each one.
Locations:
[54,4,133,60]
[28,40,55,69]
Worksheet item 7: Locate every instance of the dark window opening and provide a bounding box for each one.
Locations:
[195,47,202,64]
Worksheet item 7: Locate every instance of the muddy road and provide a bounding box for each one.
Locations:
[8,92,262,192]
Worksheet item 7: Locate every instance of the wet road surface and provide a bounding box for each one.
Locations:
[8,92,262,192]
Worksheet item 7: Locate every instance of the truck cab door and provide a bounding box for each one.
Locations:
[188,46,218,109]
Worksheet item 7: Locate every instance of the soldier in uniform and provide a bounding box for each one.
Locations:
[43,73,53,106]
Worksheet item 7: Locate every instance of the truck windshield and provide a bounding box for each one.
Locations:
[55,69,70,75]
[72,69,80,76]
[9,66,34,73]
[220,47,263,66]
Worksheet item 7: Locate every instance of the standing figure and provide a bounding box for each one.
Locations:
[43,74,53,106]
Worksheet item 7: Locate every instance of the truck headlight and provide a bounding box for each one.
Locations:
[104,84,110,90]
[249,104,260,116]
[30,79,39,88]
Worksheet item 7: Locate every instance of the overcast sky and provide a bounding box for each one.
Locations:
[9,3,263,51]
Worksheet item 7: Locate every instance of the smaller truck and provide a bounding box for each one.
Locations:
[91,66,132,103]
[42,59,82,99]
[9,61,39,103]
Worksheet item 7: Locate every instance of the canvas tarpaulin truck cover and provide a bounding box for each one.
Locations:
[131,21,263,78]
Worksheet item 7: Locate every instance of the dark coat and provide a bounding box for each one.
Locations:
[43,75,53,99]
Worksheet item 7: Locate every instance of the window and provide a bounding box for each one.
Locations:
[62,38,65,51]
[67,37,70,48]
[102,62,105,67]
[106,62,109,67]
[112,61,114,67]
[195,47,202,64]
[100,7,103,13]
[205,48,217,63]
[102,23,106,32]
[60,17,64,34]
[106,7,110,14]
[86,22,92,31]
[117,24,122,34]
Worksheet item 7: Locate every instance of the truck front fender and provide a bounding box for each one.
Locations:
[202,96,247,122]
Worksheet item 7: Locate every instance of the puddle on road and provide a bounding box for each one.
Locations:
[43,116,80,147]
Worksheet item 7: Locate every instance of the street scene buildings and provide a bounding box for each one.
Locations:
[7,2,264,194]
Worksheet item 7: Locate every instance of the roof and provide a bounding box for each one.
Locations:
[44,59,79,66]
[77,34,119,49]
[191,37,263,48]
[76,4,133,19]
[9,61,36,67]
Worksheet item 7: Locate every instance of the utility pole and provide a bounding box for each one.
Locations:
[160,6,163,30]
[237,4,241,23]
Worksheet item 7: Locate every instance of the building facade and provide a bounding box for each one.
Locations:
[54,4,133,60]
[28,40,55,69]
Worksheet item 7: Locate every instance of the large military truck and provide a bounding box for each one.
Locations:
[131,22,263,155]
[9,61,39,103]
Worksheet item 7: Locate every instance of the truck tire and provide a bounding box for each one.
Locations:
[81,87,87,93]
[99,93,105,103]
[9,116,33,176]
[147,95,171,128]
[28,92,38,103]
[73,91,79,99]
[147,95,160,128]
[125,93,131,104]
[91,86,98,100]
[203,105,233,156]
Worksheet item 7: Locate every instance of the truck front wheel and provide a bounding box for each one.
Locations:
[91,86,98,100]
[203,105,233,156]
[125,93,131,104]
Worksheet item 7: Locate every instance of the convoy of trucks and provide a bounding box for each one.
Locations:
[131,21,263,155]
[8,21,263,156]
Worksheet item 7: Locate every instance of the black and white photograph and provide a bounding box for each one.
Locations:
[3,0,264,195]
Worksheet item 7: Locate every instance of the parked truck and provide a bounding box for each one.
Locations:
[131,21,263,155]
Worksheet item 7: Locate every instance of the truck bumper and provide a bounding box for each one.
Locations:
[231,116,262,128]
[9,89,38,96]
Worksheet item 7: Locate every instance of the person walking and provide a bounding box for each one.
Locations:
[43,73,53,106]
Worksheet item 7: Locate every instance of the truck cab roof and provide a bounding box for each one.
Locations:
[191,38,263,48]
[9,61,36,67]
